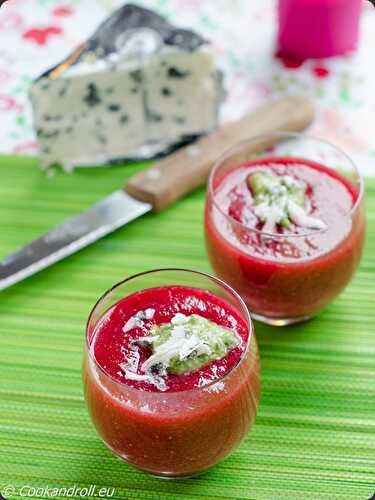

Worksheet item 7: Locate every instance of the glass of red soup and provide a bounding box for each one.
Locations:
[83,269,260,478]
[205,133,366,326]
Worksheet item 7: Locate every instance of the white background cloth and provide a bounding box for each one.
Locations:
[1,0,375,175]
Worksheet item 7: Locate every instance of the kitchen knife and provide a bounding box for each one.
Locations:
[0,95,314,291]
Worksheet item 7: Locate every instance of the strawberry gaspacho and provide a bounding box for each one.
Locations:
[205,134,365,325]
[84,269,260,477]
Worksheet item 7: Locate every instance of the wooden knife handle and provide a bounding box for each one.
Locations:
[125,95,314,212]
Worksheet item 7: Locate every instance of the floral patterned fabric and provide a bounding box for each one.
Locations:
[1,0,375,175]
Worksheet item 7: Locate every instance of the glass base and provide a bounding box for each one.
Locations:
[106,441,209,479]
[149,470,207,480]
[250,311,314,326]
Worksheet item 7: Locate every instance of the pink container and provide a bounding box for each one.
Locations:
[277,0,362,60]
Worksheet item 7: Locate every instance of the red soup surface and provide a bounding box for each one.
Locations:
[84,285,260,477]
[205,157,365,321]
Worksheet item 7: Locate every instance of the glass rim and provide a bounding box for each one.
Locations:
[85,268,254,396]
[208,131,365,239]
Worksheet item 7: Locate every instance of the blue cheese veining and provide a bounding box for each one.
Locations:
[122,308,155,333]
[30,4,224,171]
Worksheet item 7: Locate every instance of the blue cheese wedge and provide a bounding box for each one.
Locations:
[30,4,224,171]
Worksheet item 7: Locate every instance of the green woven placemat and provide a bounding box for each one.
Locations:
[0,156,374,500]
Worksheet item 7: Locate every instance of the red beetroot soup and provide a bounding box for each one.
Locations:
[205,136,365,325]
[84,270,260,478]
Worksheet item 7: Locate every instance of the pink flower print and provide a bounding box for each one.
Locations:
[23,26,63,46]
[0,12,23,30]
[53,6,73,17]
[0,94,22,112]
[312,108,367,153]
[14,141,38,154]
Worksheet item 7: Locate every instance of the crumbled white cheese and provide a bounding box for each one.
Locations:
[288,200,327,230]
[120,366,151,382]
[171,313,188,325]
[179,334,210,360]
[196,300,207,312]
[120,313,239,390]
[227,315,238,330]
[254,199,287,233]
[120,364,167,391]
[124,349,140,373]
[183,296,207,312]
[122,316,138,333]
[144,308,155,320]
[141,330,187,372]
[198,376,211,388]
[131,335,159,346]
[122,308,156,333]
[250,170,326,232]
[141,313,239,373]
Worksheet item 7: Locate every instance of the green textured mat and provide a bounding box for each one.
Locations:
[0,155,374,500]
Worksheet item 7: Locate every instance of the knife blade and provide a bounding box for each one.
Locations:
[0,96,314,291]
[0,191,151,291]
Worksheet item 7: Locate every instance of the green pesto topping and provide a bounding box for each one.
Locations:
[248,171,326,232]
[141,313,241,375]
